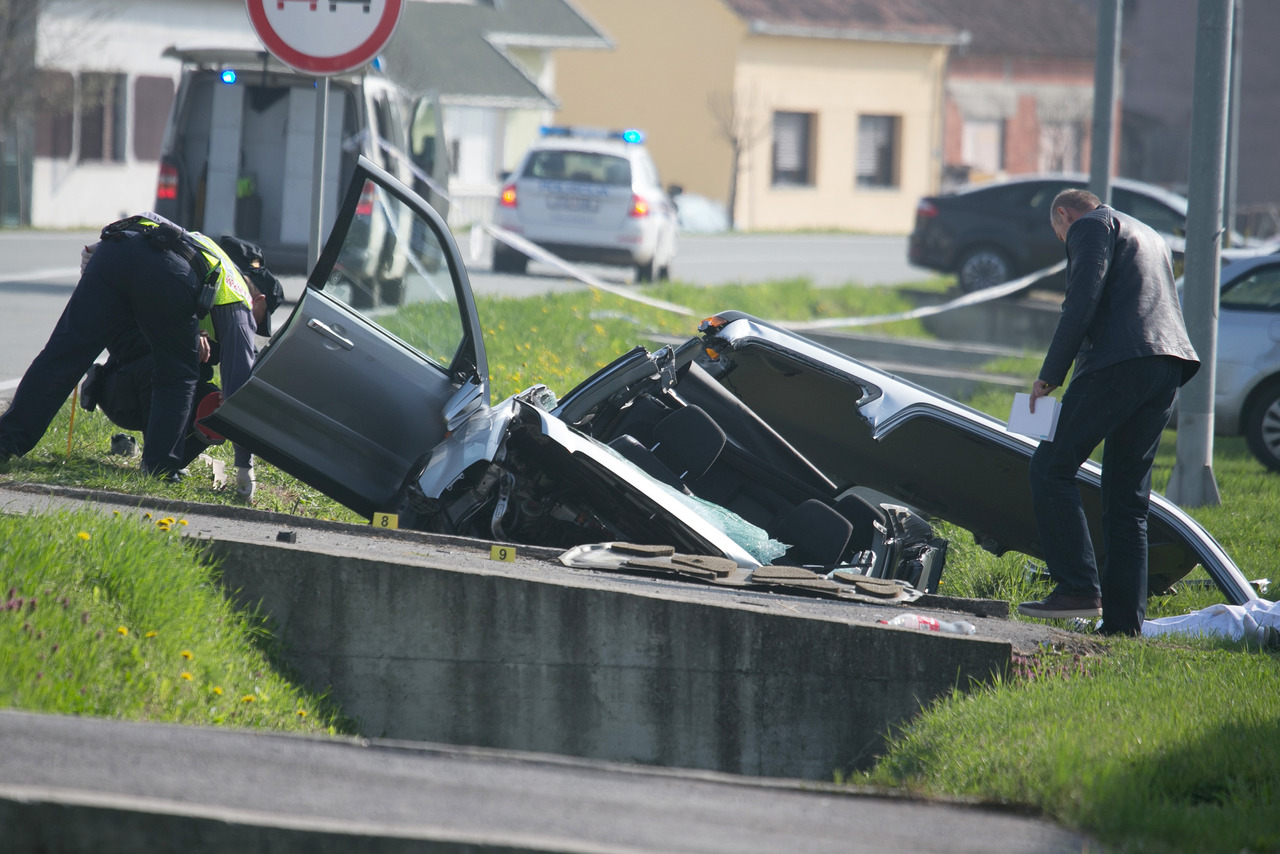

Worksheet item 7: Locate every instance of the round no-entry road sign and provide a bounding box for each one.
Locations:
[245,0,405,76]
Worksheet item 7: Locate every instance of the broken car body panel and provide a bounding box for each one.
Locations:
[694,312,1255,605]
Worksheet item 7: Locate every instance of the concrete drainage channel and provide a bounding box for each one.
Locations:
[209,534,1017,781]
[0,484,1066,785]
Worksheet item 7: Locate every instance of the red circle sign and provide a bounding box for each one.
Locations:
[245,0,405,76]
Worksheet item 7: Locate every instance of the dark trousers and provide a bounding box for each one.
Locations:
[0,233,201,475]
[97,355,220,470]
[1029,356,1183,634]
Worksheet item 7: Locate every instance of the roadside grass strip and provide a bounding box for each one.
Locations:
[4,276,1279,851]
[0,509,351,734]
[866,640,1280,854]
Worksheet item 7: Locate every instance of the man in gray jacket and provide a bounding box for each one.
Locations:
[1021,189,1199,636]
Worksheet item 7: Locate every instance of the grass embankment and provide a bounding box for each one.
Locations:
[2,274,1278,851]
[0,509,350,734]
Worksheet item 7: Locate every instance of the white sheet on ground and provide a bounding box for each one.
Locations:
[1142,598,1279,643]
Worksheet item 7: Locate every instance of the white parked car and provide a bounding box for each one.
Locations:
[492,127,678,282]
[1178,254,1280,472]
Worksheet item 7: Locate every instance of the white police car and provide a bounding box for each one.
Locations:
[493,127,678,282]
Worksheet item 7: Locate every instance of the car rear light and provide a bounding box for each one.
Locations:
[629,194,649,217]
[356,180,376,217]
[156,161,179,201]
[916,199,938,218]
[499,184,518,208]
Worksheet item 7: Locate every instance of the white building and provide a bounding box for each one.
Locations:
[11,0,606,229]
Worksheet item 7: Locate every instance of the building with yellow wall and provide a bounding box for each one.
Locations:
[554,0,965,233]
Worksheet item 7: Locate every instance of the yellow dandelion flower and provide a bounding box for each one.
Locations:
[213,686,223,695]
[181,650,193,659]
[296,709,308,718]
[143,512,152,519]
[77,532,90,541]
[145,630,158,638]
[116,626,128,636]
[113,510,120,516]
[241,695,256,703]
[179,520,188,526]
[161,517,175,525]
[180,672,193,681]
[157,523,171,532]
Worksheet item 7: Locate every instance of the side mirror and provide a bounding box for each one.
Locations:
[498,170,512,182]
[667,184,683,198]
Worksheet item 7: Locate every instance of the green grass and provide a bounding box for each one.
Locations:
[0,508,352,734]
[865,640,1280,853]
[4,273,1279,850]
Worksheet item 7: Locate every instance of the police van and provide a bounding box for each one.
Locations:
[152,46,442,287]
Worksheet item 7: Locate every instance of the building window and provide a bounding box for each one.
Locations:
[1039,121,1082,172]
[79,72,127,163]
[34,71,75,159]
[961,118,1004,175]
[771,111,814,187]
[133,76,175,162]
[856,115,899,188]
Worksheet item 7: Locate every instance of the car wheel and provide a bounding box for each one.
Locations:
[957,246,1014,293]
[658,263,671,282]
[493,248,528,275]
[1244,379,1280,473]
[635,259,655,283]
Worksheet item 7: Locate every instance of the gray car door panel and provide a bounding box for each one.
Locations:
[206,158,487,519]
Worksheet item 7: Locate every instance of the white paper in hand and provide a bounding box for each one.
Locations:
[1008,393,1062,441]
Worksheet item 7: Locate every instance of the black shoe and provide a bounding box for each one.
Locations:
[1018,589,1103,620]
[80,364,105,412]
[109,434,139,456]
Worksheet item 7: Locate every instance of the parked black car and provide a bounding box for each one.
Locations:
[908,175,1191,292]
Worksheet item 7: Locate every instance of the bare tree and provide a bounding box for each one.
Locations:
[0,0,41,222]
[0,0,114,225]
[708,87,768,230]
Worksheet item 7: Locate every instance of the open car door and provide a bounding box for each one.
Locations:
[205,157,488,519]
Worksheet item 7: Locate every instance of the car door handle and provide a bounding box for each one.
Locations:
[307,319,354,350]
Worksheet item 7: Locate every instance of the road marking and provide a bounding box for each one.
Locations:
[0,267,78,283]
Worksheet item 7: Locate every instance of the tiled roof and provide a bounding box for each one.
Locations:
[720,0,966,45]
[922,0,1096,59]
[382,0,609,108]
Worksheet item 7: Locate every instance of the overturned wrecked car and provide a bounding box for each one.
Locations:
[206,158,1257,606]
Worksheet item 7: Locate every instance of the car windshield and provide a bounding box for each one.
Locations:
[523,150,631,186]
[326,179,465,372]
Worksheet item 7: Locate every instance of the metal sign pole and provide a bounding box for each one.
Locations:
[309,77,329,273]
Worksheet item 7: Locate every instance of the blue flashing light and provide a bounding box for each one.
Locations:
[540,125,572,137]
[620,129,645,144]
[220,69,237,85]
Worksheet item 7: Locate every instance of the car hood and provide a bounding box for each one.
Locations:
[696,312,1255,604]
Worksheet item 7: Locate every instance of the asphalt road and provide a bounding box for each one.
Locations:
[0,710,1090,853]
[0,229,927,388]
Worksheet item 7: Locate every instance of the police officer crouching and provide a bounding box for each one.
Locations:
[0,213,283,500]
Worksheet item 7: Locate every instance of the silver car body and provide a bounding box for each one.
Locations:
[1185,254,1280,471]
[206,157,1256,605]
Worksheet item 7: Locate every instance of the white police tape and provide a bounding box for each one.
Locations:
[781,259,1066,332]
[373,135,1064,329]
[373,136,699,317]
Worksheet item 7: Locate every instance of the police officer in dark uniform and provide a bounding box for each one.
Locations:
[80,235,284,496]
[0,213,277,483]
